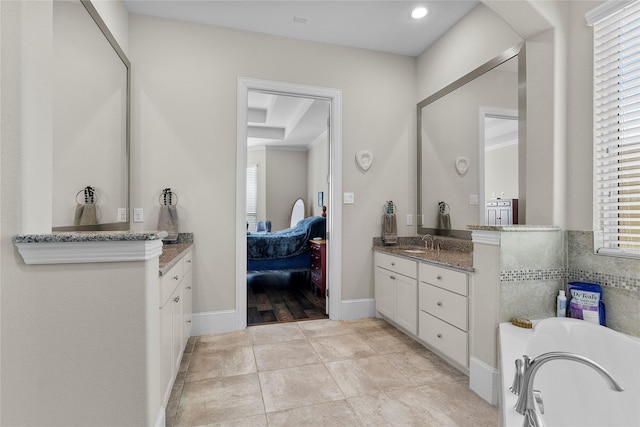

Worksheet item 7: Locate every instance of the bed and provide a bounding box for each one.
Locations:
[247,216,326,271]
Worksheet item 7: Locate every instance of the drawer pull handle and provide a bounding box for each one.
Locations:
[437,333,442,338]
[390,275,396,280]
[187,259,192,264]
[173,275,179,281]
[391,262,395,266]
[436,301,442,306]
[187,286,192,290]
[187,320,192,324]
[174,296,180,303]
[436,275,442,280]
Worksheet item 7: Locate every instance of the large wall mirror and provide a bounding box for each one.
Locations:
[417,44,524,238]
[52,0,130,231]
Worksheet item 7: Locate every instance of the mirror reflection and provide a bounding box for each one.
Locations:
[418,49,521,236]
[52,0,130,231]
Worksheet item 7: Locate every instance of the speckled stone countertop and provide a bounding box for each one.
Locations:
[373,237,473,272]
[12,230,168,243]
[466,225,561,232]
[159,242,193,276]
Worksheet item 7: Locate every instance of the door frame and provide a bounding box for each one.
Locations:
[477,106,518,225]
[236,77,342,329]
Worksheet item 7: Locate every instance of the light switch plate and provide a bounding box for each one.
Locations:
[343,192,355,204]
[407,214,413,225]
[469,194,479,205]
[117,208,127,222]
[133,208,144,223]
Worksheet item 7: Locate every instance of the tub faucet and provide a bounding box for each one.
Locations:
[514,351,624,427]
[421,234,434,250]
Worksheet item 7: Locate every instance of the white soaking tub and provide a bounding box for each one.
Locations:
[499,317,640,427]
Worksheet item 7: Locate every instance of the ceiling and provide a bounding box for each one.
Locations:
[123,1,480,149]
[124,1,479,57]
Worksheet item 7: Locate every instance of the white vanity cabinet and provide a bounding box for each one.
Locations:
[160,249,193,405]
[374,252,417,334]
[418,262,469,369]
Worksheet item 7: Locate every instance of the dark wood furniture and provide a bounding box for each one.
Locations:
[310,239,326,297]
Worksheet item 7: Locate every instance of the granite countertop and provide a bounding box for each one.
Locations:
[373,245,473,272]
[13,231,168,243]
[159,242,193,276]
[466,224,561,232]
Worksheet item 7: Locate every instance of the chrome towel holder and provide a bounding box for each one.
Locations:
[76,186,97,204]
[159,188,178,206]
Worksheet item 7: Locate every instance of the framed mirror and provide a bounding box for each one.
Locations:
[52,0,130,231]
[290,198,306,228]
[417,44,524,238]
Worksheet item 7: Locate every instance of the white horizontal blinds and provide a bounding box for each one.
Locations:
[246,165,258,232]
[594,0,640,251]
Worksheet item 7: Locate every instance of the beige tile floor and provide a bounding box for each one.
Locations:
[166,318,498,426]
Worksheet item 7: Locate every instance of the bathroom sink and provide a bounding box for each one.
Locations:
[403,249,426,254]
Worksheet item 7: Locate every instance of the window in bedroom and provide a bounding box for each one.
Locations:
[246,164,258,232]
[589,0,640,258]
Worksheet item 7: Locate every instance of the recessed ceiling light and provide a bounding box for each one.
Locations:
[411,7,428,19]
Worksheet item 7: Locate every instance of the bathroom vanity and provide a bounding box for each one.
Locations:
[373,241,472,372]
[159,243,194,406]
[12,231,195,425]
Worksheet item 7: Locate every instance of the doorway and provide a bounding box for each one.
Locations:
[236,78,343,330]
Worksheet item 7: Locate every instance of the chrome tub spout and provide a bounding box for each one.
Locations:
[514,351,624,427]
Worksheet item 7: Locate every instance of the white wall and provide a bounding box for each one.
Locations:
[485,143,518,200]
[129,14,417,310]
[265,149,307,231]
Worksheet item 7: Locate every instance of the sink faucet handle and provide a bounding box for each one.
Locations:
[533,390,544,414]
[510,358,524,395]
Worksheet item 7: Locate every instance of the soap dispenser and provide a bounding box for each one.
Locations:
[557,289,567,317]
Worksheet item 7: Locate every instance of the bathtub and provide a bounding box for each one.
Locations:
[499,317,640,427]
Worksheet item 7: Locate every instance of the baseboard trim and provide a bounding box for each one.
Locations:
[191,310,237,336]
[340,298,376,320]
[154,406,165,427]
[469,356,498,405]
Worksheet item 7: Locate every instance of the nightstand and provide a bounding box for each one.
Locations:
[310,239,326,296]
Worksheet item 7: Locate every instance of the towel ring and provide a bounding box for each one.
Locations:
[159,188,178,206]
[383,200,396,215]
[76,186,97,204]
[438,201,450,214]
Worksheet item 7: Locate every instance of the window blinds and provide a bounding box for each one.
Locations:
[593,0,640,254]
[246,165,258,232]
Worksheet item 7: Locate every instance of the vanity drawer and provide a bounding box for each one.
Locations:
[419,311,468,368]
[419,283,468,331]
[419,263,467,296]
[182,250,193,273]
[161,262,183,307]
[375,252,417,279]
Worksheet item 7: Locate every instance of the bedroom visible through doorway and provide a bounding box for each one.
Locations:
[245,91,330,326]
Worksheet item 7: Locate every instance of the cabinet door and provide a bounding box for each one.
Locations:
[160,303,173,404]
[395,274,417,334]
[182,269,193,349]
[374,266,395,319]
[172,286,184,373]
[499,207,512,225]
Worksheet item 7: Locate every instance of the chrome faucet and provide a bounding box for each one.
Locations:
[421,234,434,250]
[513,351,624,427]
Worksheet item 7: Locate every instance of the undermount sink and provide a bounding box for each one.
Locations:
[403,249,426,254]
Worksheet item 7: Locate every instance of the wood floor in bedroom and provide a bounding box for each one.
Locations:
[247,271,328,326]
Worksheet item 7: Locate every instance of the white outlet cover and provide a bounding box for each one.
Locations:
[355,150,374,171]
